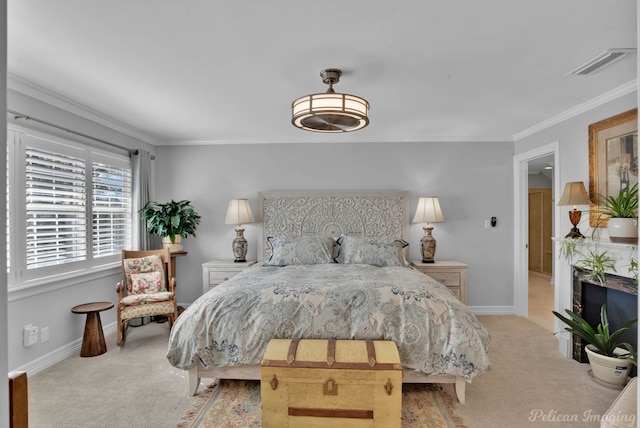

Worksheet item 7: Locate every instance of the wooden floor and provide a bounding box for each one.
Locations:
[527,270,554,332]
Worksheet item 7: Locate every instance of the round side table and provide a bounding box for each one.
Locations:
[71,302,114,357]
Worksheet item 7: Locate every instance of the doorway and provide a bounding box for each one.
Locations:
[513,142,561,322]
[527,155,554,331]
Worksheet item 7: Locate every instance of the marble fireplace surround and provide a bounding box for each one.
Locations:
[553,238,638,358]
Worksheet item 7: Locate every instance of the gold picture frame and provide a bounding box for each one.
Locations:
[588,108,638,227]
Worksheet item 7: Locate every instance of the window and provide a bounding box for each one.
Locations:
[7,127,132,286]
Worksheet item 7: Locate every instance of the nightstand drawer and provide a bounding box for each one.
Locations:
[411,261,468,305]
[202,260,256,294]
[426,272,461,287]
[446,287,462,301]
[208,271,239,284]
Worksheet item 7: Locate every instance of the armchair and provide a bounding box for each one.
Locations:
[116,248,177,346]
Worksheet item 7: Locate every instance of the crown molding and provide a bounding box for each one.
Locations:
[513,80,638,141]
[7,74,153,144]
[8,74,636,146]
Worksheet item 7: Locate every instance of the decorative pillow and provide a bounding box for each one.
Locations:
[264,236,335,266]
[120,291,174,305]
[335,236,409,267]
[130,271,164,294]
[123,254,166,293]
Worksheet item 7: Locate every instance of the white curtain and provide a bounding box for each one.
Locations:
[132,149,154,250]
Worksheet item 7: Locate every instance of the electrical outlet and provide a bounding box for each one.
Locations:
[41,326,50,343]
[484,219,491,229]
[23,324,38,347]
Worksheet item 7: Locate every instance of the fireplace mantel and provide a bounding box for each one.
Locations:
[553,237,637,357]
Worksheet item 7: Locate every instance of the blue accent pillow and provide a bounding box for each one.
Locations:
[264,236,336,266]
[335,236,409,267]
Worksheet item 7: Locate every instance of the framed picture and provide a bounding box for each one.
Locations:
[588,108,638,227]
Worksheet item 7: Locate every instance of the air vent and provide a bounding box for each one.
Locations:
[565,49,635,76]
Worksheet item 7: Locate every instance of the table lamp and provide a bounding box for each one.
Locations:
[225,198,255,262]
[412,196,445,263]
[557,181,592,239]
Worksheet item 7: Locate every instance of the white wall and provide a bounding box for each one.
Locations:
[6,90,155,372]
[155,141,515,311]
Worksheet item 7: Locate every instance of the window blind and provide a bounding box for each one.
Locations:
[25,147,87,269]
[92,162,132,258]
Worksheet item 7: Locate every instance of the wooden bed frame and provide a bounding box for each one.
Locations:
[186,190,469,403]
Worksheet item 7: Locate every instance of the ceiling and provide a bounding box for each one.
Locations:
[7,1,638,146]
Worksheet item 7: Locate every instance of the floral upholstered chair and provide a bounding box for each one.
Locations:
[116,248,177,346]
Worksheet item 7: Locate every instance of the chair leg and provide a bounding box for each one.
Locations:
[116,320,122,346]
[117,320,127,346]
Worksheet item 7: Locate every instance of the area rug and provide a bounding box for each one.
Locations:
[177,380,466,427]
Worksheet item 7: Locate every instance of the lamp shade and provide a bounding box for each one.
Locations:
[557,182,591,207]
[224,199,255,225]
[413,197,445,223]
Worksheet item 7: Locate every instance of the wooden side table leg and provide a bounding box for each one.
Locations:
[81,311,107,357]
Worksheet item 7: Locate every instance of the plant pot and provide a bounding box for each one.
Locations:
[585,345,632,387]
[161,235,182,252]
[607,217,638,243]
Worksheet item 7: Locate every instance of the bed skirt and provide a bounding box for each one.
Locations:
[187,363,469,404]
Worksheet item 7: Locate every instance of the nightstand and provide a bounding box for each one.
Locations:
[411,261,468,304]
[202,260,257,294]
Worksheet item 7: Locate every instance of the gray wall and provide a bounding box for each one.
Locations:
[516,92,637,237]
[528,173,552,188]
[1,1,8,423]
[6,90,155,371]
[155,141,515,310]
[10,87,634,375]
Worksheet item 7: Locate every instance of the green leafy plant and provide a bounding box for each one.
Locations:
[139,200,201,243]
[629,249,638,284]
[596,183,638,220]
[575,248,616,285]
[553,304,637,363]
[559,238,581,263]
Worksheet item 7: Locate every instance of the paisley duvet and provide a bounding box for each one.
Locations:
[166,264,491,379]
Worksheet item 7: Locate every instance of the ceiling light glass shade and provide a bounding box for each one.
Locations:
[292,92,369,133]
[292,68,369,133]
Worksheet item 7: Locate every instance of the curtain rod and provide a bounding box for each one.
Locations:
[7,109,155,159]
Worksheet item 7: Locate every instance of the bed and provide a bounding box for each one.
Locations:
[166,190,491,403]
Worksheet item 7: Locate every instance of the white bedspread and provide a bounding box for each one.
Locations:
[166,264,491,379]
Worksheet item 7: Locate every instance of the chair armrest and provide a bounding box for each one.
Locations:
[168,277,176,293]
[116,281,125,300]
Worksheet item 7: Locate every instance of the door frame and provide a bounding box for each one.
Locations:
[513,141,560,316]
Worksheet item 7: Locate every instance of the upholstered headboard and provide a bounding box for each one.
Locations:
[257,190,410,261]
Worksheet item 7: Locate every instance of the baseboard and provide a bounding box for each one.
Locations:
[14,322,117,377]
[469,305,514,315]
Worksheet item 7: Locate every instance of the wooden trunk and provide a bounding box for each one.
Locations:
[261,339,403,428]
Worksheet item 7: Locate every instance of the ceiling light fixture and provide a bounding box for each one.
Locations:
[292,68,369,133]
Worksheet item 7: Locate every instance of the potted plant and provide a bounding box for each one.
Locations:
[139,200,201,251]
[596,183,638,243]
[553,304,637,387]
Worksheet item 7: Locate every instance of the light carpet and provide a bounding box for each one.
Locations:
[177,379,465,428]
[26,316,622,427]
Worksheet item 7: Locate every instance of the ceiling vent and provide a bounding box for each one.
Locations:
[565,49,636,76]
